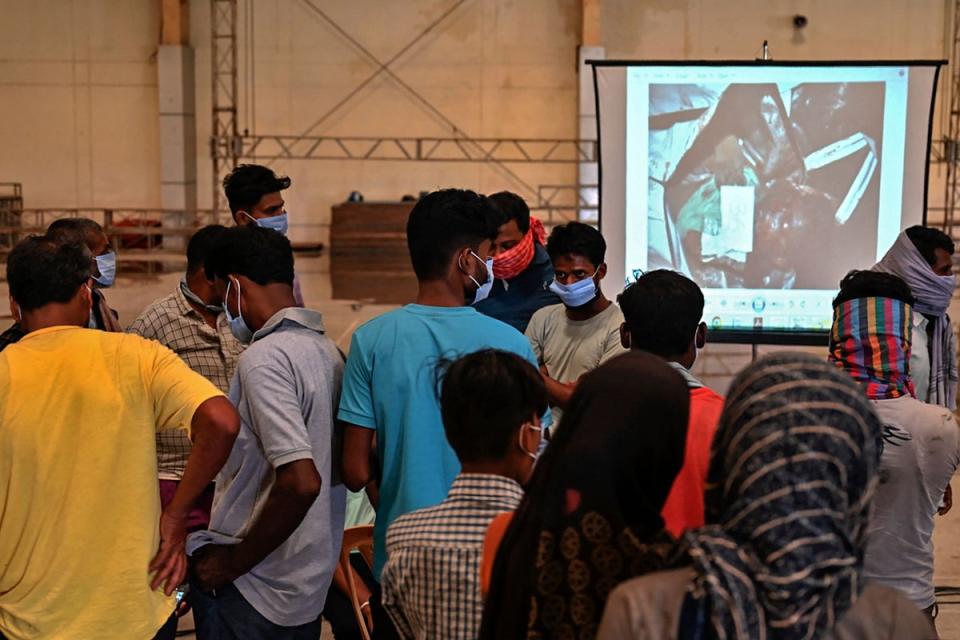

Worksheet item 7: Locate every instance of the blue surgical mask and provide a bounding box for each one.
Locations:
[549,269,599,308]
[244,211,289,236]
[94,251,117,288]
[464,251,494,304]
[180,277,224,314]
[224,279,254,344]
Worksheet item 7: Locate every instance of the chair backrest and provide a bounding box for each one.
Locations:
[339,525,375,640]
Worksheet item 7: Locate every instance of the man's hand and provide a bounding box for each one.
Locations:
[356,576,374,632]
[940,483,953,516]
[149,509,189,595]
[191,544,240,593]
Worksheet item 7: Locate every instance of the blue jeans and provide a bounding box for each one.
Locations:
[190,581,322,640]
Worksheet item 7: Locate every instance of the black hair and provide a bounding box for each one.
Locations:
[488,191,531,234]
[204,226,294,286]
[7,236,93,311]
[406,188,501,280]
[905,225,955,266]
[186,225,228,274]
[833,270,915,307]
[618,270,704,357]
[46,218,104,249]
[546,221,606,268]
[222,164,291,215]
[439,349,548,463]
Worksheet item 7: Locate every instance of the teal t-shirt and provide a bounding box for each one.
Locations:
[337,304,541,576]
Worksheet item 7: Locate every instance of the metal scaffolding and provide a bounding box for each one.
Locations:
[208,0,599,207]
[211,0,239,214]
[941,0,960,240]
[236,135,597,164]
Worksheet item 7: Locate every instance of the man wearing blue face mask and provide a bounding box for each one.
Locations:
[338,189,546,633]
[46,218,122,332]
[223,164,305,306]
[188,226,346,640]
[525,221,626,427]
[129,225,244,533]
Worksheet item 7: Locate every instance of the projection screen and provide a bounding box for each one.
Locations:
[592,61,943,343]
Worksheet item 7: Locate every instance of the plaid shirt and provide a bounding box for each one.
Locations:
[127,287,243,478]
[381,473,523,639]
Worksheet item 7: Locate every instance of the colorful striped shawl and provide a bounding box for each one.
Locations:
[828,297,915,400]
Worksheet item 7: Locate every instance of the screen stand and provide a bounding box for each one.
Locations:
[751,342,760,362]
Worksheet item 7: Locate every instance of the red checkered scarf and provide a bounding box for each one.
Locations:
[492,218,547,281]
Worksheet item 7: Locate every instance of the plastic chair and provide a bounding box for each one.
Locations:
[339,525,375,640]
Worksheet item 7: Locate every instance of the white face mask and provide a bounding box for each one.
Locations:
[461,250,494,304]
[518,422,543,460]
[549,268,600,308]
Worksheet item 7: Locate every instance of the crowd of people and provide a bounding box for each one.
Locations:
[0,163,957,640]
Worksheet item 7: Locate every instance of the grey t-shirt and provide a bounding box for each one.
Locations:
[187,308,347,626]
[864,395,960,608]
[525,302,627,425]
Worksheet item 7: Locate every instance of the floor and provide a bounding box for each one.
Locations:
[5,253,960,638]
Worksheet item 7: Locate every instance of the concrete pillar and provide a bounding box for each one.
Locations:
[578,45,604,224]
[159,46,197,249]
[158,0,196,250]
[579,0,603,223]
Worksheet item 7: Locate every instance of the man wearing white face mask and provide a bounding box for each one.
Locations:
[380,349,547,639]
[46,217,122,332]
[223,164,305,306]
[339,189,546,631]
[525,221,626,427]
[187,226,346,639]
[617,270,723,536]
[129,225,244,533]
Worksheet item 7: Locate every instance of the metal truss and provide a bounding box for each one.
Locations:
[222,134,597,164]
[942,0,960,240]
[211,0,239,214]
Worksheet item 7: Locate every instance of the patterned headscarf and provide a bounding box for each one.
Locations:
[481,352,690,640]
[874,230,957,408]
[492,217,547,281]
[682,353,882,640]
[828,296,915,400]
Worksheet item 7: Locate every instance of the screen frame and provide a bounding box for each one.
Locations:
[589,58,946,346]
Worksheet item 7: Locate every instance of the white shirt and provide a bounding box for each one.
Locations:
[910,314,931,404]
[863,395,960,608]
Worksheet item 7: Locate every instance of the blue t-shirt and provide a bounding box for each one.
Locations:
[338,304,540,576]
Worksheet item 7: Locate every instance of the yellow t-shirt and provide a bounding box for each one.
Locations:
[0,326,224,639]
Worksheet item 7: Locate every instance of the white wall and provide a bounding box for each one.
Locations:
[0,0,951,242]
[189,0,582,244]
[0,1,161,208]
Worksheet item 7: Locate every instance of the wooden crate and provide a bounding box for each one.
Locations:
[330,202,417,304]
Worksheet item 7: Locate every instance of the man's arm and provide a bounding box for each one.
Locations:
[150,396,240,594]
[343,423,376,492]
[542,374,577,409]
[540,363,577,409]
[331,562,374,631]
[192,458,322,591]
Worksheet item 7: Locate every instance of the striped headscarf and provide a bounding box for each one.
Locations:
[874,230,957,408]
[828,296,915,400]
[682,353,882,640]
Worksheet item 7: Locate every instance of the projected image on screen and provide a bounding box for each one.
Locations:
[647,81,885,291]
[592,62,939,336]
